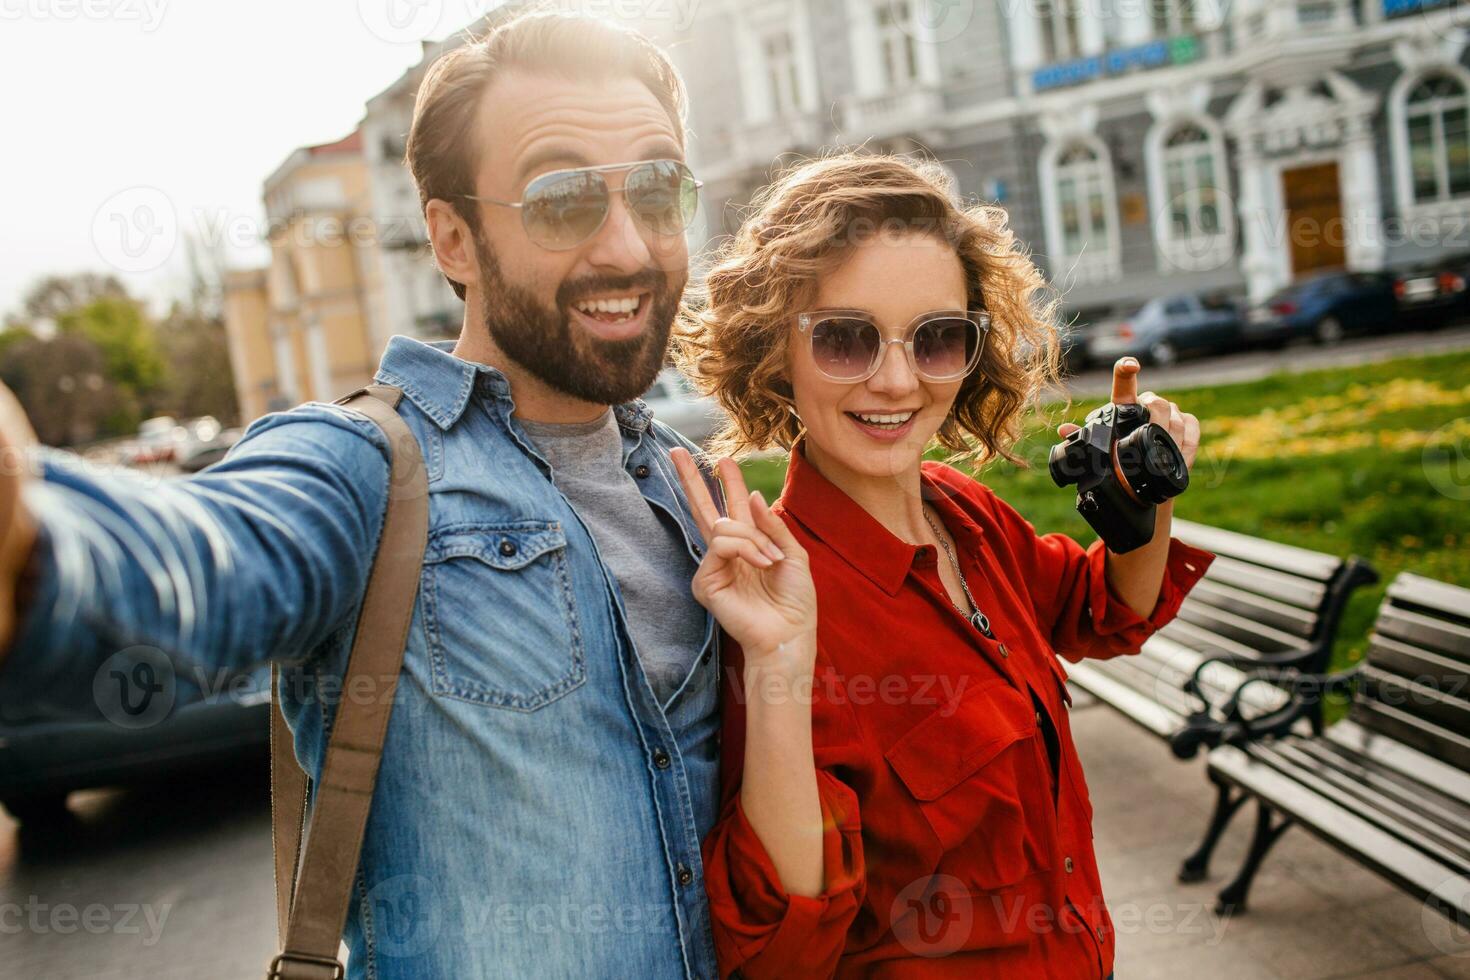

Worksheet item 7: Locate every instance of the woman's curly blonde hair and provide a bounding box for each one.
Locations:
[673,151,1062,467]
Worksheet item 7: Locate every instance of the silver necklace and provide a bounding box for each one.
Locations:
[923,506,993,637]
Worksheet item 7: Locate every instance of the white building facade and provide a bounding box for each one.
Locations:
[673,0,1470,318]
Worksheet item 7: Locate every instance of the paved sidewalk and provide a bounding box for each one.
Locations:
[1070,687,1470,979]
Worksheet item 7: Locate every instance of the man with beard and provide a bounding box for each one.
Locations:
[0,12,737,979]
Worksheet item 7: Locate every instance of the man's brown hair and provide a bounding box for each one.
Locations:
[406,10,688,300]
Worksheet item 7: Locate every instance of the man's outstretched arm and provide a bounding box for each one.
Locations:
[0,388,392,717]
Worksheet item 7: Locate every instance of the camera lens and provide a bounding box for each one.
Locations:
[1116,423,1189,504]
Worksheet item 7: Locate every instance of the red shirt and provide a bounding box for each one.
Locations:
[702,445,1214,979]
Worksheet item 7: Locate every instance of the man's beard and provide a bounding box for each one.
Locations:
[473,233,683,406]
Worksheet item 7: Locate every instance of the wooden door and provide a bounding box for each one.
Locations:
[1282,162,1346,277]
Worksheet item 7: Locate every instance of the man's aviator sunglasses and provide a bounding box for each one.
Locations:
[797,309,992,384]
[461,159,702,251]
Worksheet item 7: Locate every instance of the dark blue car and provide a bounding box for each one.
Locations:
[1243,270,1400,346]
[0,652,270,823]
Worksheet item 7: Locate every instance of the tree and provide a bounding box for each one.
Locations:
[0,332,127,446]
[55,296,167,406]
[159,302,239,426]
[22,273,128,325]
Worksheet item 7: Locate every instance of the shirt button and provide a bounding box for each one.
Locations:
[499,539,518,558]
[1065,856,1074,873]
[1035,710,1043,725]
[634,464,650,478]
[998,642,1009,658]
[653,748,671,770]
[1096,924,1106,941]
[676,863,694,886]
[692,543,703,557]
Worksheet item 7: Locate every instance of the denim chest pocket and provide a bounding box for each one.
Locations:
[421,521,586,711]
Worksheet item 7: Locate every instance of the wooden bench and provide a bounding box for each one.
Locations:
[1192,572,1470,925]
[1062,519,1378,880]
[1065,519,1377,737]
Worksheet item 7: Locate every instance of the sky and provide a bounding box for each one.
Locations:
[0,1,499,320]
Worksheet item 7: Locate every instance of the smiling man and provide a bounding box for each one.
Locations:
[0,12,721,979]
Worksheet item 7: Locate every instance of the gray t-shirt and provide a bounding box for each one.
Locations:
[520,409,705,705]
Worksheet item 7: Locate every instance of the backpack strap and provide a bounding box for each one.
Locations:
[268,384,429,980]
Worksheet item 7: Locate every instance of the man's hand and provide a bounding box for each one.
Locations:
[0,381,38,656]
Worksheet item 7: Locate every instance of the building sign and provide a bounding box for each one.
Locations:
[1383,0,1457,15]
[1033,36,1202,93]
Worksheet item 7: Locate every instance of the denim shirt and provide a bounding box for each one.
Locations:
[3,336,723,979]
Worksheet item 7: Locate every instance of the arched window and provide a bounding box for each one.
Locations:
[1145,117,1234,272]
[1406,73,1470,204]
[1163,125,1222,240]
[1056,144,1111,257]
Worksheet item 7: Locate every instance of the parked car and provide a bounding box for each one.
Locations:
[123,415,180,465]
[175,416,240,472]
[642,367,725,446]
[1393,252,1470,327]
[1244,270,1399,347]
[0,657,270,823]
[1086,292,1244,366]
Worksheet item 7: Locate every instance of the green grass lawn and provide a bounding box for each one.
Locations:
[740,349,1470,679]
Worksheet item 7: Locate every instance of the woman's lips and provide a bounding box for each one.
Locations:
[844,412,918,442]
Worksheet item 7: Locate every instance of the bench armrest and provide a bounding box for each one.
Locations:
[1170,662,1363,760]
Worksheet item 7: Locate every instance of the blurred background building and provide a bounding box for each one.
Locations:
[224,0,1470,419]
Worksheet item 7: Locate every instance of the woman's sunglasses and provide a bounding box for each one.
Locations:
[462,159,702,251]
[796,309,992,384]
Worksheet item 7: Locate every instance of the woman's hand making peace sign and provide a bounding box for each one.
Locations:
[669,449,817,670]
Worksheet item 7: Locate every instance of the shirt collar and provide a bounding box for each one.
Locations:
[372,335,654,432]
[777,440,986,597]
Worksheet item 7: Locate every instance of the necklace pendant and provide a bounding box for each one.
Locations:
[971,609,992,636]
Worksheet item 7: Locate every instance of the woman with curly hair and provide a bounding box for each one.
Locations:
[667,152,1214,979]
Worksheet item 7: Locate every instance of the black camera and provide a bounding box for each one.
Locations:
[1047,402,1190,554]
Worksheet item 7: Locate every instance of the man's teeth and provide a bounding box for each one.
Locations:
[575,296,641,319]
[853,412,914,427]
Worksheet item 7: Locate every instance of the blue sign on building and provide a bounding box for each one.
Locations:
[1033,36,1202,92]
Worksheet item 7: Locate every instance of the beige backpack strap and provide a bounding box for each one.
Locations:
[267,384,429,980]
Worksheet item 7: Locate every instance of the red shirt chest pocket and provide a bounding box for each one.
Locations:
[884,678,1057,890]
